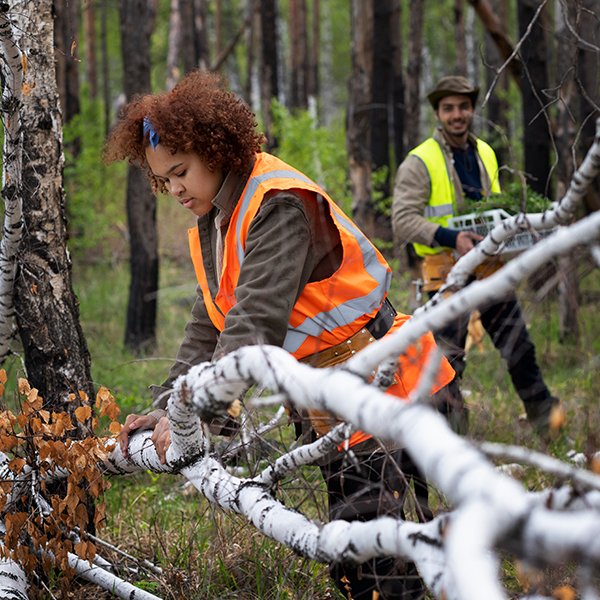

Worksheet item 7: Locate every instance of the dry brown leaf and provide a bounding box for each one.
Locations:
[17,378,30,395]
[7,458,26,474]
[20,53,27,75]
[74,405,92,423]
[109,421,123,435]
[227,398,242,418]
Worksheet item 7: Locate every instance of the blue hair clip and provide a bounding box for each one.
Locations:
[143,114,160,151]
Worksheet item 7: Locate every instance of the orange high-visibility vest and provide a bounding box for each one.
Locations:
[188,153,455,446]
[188,152,391,359]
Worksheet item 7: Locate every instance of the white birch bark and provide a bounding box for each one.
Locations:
[100,160,600,598]
[0,5,25,363]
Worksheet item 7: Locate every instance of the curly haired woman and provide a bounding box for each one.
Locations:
[104,70,455,600]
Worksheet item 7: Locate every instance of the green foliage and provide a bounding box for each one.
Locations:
[63,90,127,262]
[270,99,352,213]
[457,182,553,218]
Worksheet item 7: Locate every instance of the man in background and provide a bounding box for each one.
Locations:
[392,75,560,436]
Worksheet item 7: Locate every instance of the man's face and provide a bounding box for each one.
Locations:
[434,94,473,140]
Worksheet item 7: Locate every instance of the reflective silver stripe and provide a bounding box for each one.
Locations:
[234,165,390,355]
[282,275,391,353]
[424,203,454,218]
[282,198,391,354]
[236,169,315,265]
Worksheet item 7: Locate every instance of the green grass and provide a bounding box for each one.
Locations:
[49,250,600,599]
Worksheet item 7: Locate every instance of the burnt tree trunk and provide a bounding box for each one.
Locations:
[167,0,182,90]
[455,0,467,77]
[13,0,94,415]
[406,0,424,152]
[101,0,111,136]
[390,0,404,165]
[83,0,98,99]
[260,0,279,151]
[517,0,550,196]
[308,0,319,102]
[194,0,210,70]
[348,0,374,239]
[180,0,196,75]
[289,0,309,110]
[370,0,393,245]
[484,0,509,174]
[120,0,159,352]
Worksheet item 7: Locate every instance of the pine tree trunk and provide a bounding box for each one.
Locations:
[180,0,196,75]
[167,0,182,90]
[455,0,467,76]
[307,0,319,101]
[120,0,159,352]
[484,0,509,174]
[289,0,308,110]
[245,0,258,107]
[406,0,424,151]
[347,0,374,240]
[260,0,279,151]
[555,0,580,345]
[101,0,111,136]
[390,0,404,165]
[370,0,393,245]
[83,0,98,99]
[12,0,94,416]
[517,0,550,196]
[194,0,210,70]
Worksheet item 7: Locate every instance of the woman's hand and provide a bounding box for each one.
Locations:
[120,412,166,458]
[150,417,172,464]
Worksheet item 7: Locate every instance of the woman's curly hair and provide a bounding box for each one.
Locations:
[103,71,266,193]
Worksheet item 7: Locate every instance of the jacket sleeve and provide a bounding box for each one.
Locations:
[151,288,219,408]
[392,154,440,248]
[213,190,314,359]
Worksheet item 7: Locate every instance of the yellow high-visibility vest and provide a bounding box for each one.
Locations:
[410,137,500,257]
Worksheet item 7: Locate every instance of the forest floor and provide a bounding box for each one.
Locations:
[28,235,600,599]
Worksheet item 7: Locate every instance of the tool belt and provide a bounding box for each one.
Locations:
[422,249,504,292]
[298,299,396,438]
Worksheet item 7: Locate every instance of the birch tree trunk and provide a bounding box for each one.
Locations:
[11,0,94,415]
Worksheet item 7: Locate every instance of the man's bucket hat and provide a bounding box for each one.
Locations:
[427,76,479,109]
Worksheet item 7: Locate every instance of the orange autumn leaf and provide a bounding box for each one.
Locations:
[17,378,30,395]
[74,405,92,423]
[20,53,27,75]
[7,458,26,474]
[109,421,123,435]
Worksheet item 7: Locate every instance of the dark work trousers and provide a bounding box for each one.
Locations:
[429,290,551,409]
[321,449,430,600]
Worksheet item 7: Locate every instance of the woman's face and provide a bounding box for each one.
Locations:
[145,145,224,217]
